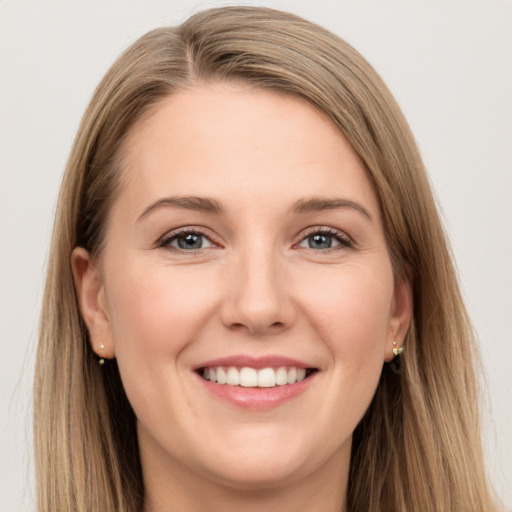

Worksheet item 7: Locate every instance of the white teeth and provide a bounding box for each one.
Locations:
[202,365,312,387]
[226,366,240,386]
[257,367,276,388]
[287,367,297,385]
[240,367,258,387]
[275,366,288,385]
[216,367,227,384]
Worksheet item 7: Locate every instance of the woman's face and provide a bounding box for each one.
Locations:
[74,83,411,494]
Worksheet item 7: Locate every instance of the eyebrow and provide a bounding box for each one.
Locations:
[137,195,372,223]
[289,197,373,222]
[137,196,225,222]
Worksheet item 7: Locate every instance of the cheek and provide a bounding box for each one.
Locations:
[102,258,224,439]
[104,258,221,361]
[303,263,394,364]
[305,264,394,433]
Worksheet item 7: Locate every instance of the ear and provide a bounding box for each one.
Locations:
[384,267,413,362]
[71,247,115,359]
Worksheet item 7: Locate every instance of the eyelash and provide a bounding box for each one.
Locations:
[157,227,353,253]
[298,227,353,251]
[157,228,216,253]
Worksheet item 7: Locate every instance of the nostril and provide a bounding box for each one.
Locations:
[227,320,286,335]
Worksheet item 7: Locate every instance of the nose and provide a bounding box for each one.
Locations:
[219,247,296,336]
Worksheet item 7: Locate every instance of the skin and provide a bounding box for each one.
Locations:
[73,83,412,512]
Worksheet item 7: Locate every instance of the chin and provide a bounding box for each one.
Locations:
[193,432,326,491]
[203,456,307,492]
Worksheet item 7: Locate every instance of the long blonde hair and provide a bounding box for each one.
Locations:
[35,6,498,511]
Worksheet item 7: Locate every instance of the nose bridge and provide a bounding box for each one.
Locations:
[221,239,294,334]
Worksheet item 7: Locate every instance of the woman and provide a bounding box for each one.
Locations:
[34,6,498,511]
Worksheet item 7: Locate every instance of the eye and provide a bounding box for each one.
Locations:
[159,230,214,251]
[297,229,352,250]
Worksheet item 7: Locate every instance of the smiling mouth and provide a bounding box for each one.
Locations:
[197,366,318,388]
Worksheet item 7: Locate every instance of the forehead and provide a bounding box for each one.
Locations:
[116,83,381,219]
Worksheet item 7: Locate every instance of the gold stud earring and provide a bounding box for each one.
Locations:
[392,340,403,356]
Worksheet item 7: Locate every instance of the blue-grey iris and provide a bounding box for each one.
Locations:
[178,233,203,250]
[308,234,332,249]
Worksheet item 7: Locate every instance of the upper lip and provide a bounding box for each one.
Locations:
[193,355,316,371]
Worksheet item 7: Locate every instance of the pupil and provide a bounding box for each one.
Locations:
[309,234,332,249]
[178,233,202,250]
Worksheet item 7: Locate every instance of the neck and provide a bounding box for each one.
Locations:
[144,470,347,512]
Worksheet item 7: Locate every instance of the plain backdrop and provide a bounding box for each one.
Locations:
[1,1,511,510]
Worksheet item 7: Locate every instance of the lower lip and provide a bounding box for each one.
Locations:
[196,372,316,410]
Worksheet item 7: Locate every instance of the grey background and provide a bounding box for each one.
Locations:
[1,1,511,510]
